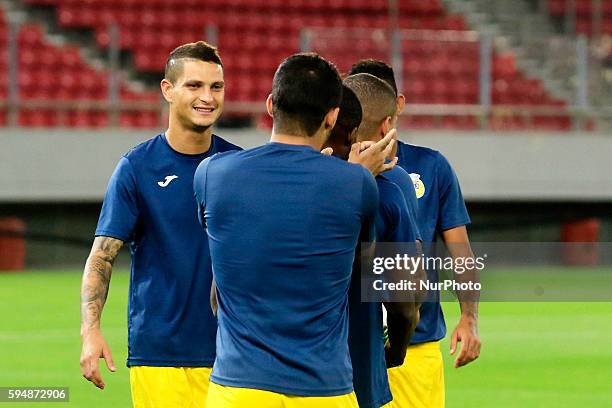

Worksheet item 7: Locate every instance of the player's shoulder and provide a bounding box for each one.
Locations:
[115,134,168,173]
[123,133,164,161]
[376,176,404,199]
[201,149,242,173]
[340,160,376,185]
[193,148,243,196]
[384,164,413,183]
[212,134,242,153]
[317,157,377,199]
[209,142,266,163]
[200,143,266,180]
[376,176,407,213]
[398,140,454,172]
[398,140,441,160]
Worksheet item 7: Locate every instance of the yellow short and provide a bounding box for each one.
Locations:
[206,381,359,408]
[385,341,445,408]
[130,366,213,408]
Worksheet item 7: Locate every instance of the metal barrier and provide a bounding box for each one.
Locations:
[302,26,612,130]
[1,16,611,130]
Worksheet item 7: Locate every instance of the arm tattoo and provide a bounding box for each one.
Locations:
[80,236,123,333]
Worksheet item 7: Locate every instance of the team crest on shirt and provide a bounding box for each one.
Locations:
[409,173,425,199]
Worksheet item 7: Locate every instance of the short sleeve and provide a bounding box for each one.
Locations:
[406,201,422,242]
[193,156,212,228]
[95,157,139,241]
[360,168,379,243]
[380,182,420,243]
[436,153,470,231]
[375,185,393,242]
[403,180,421,239]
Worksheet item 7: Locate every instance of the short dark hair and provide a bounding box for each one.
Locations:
[336,85,362,131]
[165,41,223,84]
[271,53,342,137]
[344,73,397,141]
[326,85,363,159]
[349,59,398,96]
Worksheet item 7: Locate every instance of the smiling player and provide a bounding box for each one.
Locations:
[79,42,398,408]
[79,41,240,407]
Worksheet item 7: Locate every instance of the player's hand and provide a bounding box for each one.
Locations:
[80,329,116,389]
[384,344,406,369]
[320,147,334,156]
[450,315,481,368]
[348,128,397,176]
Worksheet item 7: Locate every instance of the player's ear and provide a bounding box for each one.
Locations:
[161,79,173,103]
[324,107,340,130]
[266,94,274,118]
[397,94,406,115]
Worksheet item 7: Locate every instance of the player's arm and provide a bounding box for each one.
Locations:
[378,186,425,367]
[383,240,426,367]
[442,226,481,368]
[194,157,218,317]
[80,236,123,389]
[384,303,417,367]
[436,151,481,367]
[210,277,218,317]
[348,128,397,176]
[356,233,422,369]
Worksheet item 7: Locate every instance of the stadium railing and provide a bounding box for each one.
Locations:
[0,20,609,130]
[302,27,604,130]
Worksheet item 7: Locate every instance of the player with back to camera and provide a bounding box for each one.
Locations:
[324,81,425,408]
[79,41,395,408]
[194,53,395,408]
[350,59,481,408]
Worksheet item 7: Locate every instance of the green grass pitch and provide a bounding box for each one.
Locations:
[1,270,611,407]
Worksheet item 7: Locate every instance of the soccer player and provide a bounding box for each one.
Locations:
[344,74,422,251]
[81,37,393,407]
[79,42,241,407]
[325,81,424,408]
[350,59,481,408]
[79,42,394,406]
[194,53,384,408]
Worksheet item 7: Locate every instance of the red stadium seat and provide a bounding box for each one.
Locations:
[0,1,574,129]
[442,115,479,130]
[548,0,566,16]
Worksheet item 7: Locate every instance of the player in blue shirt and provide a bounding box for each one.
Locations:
[350,59,481,408]
[79,42,395,407]
[325,80,423,408]
[195,53,385,408]
[79,42,241,407]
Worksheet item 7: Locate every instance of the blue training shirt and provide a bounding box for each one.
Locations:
[349,172,421,408]
[194,142,379,397]
[382,166,421,239]
[396,140,470,344]
[95,133,241,367]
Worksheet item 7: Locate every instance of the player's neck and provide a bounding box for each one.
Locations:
[165,124,213,155]
[360,129,399,159]
[270,132,324,151]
